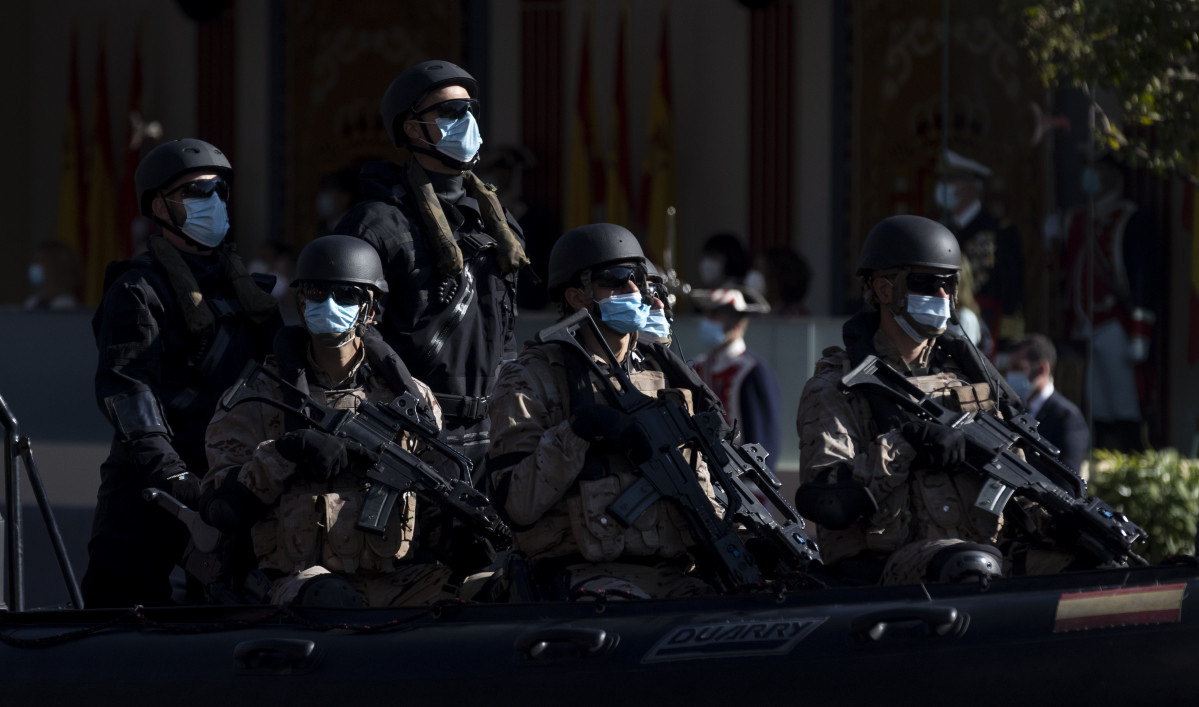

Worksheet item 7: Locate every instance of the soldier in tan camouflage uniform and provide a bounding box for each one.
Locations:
[795,216,1055,586]
[487,223,718,601]
[200,236,458,607]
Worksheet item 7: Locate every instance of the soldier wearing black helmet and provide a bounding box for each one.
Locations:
[486,223,720,601]
[794,215,1042,586]
[334,60,530,484]
[83,138,282,607]
[199,236,475,607]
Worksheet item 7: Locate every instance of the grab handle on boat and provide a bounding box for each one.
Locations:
[515,626,614,663]
[850,605,967,644]
[234,638,319,674]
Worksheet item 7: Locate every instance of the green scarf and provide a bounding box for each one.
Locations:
[405,160,530,277]
[146,235,279,337]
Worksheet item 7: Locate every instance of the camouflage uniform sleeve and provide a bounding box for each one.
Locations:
[203,374,295,507]
[796,356,916,504]
[486,350,590,527]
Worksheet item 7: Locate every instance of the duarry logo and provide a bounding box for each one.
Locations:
[643,616,826,663]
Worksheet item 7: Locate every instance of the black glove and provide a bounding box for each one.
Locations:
[794,465,878,530]
[274,429,379,482]
[900,421,966,471]
[570,404,652,460]
[570,404,627,446]
[199,482,266,534]
[148,465,202,508]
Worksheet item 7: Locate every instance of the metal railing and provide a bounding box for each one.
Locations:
[1,393,84,611]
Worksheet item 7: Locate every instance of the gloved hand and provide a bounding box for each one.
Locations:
[148,465,202,508]
[570,404,631,451]
[199,482,266,534]
[570,404,652,459]
[274,429,379,482]
[900,421,966,471]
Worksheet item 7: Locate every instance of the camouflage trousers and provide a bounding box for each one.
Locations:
[269,563,456,607]
[879,539,1077,586]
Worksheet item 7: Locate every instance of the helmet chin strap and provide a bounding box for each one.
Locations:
[153,190,218,251]
[409,122,480,171]
[151,214,215,252]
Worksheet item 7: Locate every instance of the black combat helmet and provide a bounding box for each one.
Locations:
[292,235,389,294]
[381,60,479,148]
[134,138,233,217]
[856,215,961,274]
[547,223,647,296]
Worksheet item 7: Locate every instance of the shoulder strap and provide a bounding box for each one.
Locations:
[360,327,426,408]
[645,342,726,418]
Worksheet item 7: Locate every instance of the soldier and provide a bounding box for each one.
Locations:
[1063,156,1158,451]
[692,288,781,472]
[83,138,281,607]
[934,149,1025,345]
[200,236,464,607]
[335,60,530,483]
[795,215,1038,586]
[486,223,718,600]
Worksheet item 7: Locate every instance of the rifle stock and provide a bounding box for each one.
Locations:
[839,355,1147,567]
[219,362,509,546]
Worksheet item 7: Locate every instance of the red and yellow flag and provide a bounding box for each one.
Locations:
[565,10,605,230]
[605,4,632,229]
[83,39,124,306]
[1189,177,1199,365]
[117,20,145,257]
[639,8,677,264]
[54,27,86,259]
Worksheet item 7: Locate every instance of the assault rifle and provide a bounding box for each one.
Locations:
[840,354,1147,567]
[537,310,820,591]
[218,363,509,546]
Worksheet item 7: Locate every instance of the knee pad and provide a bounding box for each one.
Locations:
[293,574,366,608]
[926,543,1003,584]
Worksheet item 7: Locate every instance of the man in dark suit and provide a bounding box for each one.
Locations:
[1007,333,1090,475]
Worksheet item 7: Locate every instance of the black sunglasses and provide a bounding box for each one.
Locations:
[166,177,230,202]
[416,98,480,121]
[298,282,369,307]
[904,272,959,296]
[590,264,648,291]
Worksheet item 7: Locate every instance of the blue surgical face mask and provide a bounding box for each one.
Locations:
[595,292,651,334]
[896,294,952,343]
[641,308,672,340]
[1081,167,1103,197]
[177,192,230,248]
[698,317,728,349]
[28,263,44,287]
[1005,370,1033,400]
[934,182,959,211]
[431,112,483,164]
[303,295,362,347]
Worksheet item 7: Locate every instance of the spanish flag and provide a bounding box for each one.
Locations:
[1188,174,1199,365]
[639,7,677,264]
[565,10,605,229]
[83,38,124,306]
[1053,583,1184,632]
[54,27,85,259]
[116,19,145,257]
[605,3,632,229]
